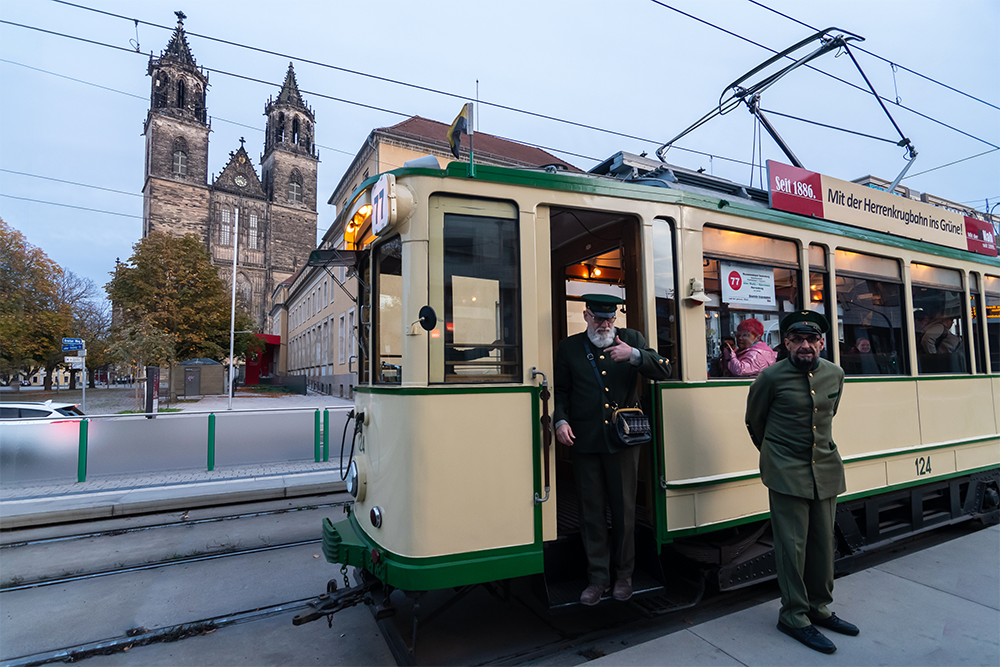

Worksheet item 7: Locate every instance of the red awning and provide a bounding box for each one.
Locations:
[255,334,281,345]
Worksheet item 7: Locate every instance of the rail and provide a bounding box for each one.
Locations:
[0,406,355,484]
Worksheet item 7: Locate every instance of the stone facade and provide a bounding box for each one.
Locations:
[140,14,316,330]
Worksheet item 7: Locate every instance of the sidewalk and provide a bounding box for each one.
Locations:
[592,524,1000,667]
[0,461,347,529]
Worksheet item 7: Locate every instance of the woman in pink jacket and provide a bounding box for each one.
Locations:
[723,318,777,377]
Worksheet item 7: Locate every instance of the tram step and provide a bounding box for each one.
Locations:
[544,569,665,611]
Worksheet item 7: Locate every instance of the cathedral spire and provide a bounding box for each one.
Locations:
[161,10,197,67]
[277,63,304,109]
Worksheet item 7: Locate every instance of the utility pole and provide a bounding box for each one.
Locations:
[228,207,240,411]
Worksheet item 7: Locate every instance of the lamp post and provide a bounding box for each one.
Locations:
[228,207,239,411]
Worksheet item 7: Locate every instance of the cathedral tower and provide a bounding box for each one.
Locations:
[142,11,210,241]
[261,64,319,285]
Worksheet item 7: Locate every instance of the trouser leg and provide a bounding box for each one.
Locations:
[603,446,640,581]
[572,451,610,587]
[804,495,838,620]
[769,489,811,628]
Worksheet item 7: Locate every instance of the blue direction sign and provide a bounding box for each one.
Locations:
[62,337,84,352]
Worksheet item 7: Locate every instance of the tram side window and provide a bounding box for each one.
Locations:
[374,237,402,384]
[702,227,800,378]
[970,274,986,374]
[440,212,521,382]
[986,276,1000,373]
[911,263,969,375]
[835,250,907,376]
[651,219,678,378]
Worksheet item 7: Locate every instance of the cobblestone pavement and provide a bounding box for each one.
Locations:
[0,460,346,501]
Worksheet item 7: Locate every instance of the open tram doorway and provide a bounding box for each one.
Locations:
[544,205,667,608]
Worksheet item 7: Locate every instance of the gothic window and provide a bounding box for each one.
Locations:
[288,170,303,204]
[172,151,187,176]
[249,214,259,250]
[153,72,168,108]
[193,84,205,122]
[177,79,186,109]
[276,113,285,143]
[221,209,231,246]
[292,118,300,145]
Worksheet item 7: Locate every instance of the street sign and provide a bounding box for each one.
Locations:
[62,337,84,351]
[64,358,84,369]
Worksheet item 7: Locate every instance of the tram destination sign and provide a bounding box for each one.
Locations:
[766,160,997,257]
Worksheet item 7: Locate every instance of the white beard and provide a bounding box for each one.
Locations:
[587,326,616,349]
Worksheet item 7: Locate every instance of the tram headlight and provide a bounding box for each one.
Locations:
[346,459,366,502]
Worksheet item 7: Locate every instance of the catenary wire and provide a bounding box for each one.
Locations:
[646,0,999,150]
[0,169,143,197]
[901,148,1000,181]
[50,0,761,161]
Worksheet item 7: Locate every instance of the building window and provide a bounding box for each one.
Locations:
[177,79,186,109]
[248,214,258,250]
[172,151,187,176]
[288,171,303,204]
[339,314,346,364]
[220,209,231,246]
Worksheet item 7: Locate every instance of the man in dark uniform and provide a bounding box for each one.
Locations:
[553,294,671,606]
[745,310,859,654]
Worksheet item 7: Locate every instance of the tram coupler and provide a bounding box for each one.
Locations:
[292,579,375,626]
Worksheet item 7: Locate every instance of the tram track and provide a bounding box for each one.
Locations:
[0,537,323,592]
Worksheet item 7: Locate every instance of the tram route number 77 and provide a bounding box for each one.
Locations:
[915,455,932,476]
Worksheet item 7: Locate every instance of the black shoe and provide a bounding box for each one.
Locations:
[777,622,837,654]
[810,613,860,636]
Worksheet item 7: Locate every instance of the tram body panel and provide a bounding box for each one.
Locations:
[355,390,537,559]
[659,383,760,482]
[916,377,996,444]
[835,380,921,453]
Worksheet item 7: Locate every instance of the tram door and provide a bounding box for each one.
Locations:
[546,207,662,605]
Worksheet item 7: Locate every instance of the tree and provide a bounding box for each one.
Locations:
[0,218,69,391]
[107,314,176,409]
[105,232,260,363]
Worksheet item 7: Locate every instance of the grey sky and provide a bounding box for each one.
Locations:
[1,0,997,294]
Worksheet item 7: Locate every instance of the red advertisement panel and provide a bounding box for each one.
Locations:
[964,216,998,256]
[767,160,824,218]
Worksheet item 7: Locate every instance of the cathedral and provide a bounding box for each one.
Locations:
[141,12,317,330]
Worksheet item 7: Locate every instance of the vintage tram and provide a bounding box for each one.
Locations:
[293,151,1000,640]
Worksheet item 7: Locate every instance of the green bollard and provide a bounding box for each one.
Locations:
[77,418,89,482]
[208,413,216,472]
[314,409,321,462]
[323,409,330,462]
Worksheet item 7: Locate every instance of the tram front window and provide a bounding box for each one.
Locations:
[374,237,402,384]
[835,250,907,376]
[911,263,969,375]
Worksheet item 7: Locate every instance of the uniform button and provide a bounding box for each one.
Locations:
[813,425,817,430]
[814,408,818,412]
[604,420,609,424]
[813,443,817,447]
[601,370,607,375]
[809,373,814,377]
[600,355,605,360]
[605,387,609,392]
[810,390,815,395]
[604,403,609,408]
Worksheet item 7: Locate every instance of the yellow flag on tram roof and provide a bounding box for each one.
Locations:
[447,103,473,159]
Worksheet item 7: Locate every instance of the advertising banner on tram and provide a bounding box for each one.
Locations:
[766,160,997,257]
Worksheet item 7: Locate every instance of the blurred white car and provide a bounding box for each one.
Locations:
[0,401,85,420]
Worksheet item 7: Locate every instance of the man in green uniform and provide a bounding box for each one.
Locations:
[745,310,859,654]
[553,294,671,606]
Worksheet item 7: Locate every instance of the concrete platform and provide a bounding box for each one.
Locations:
[591,524,1000,667]
[0,462,347,529]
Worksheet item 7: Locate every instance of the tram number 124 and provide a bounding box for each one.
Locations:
[915,456,933,476]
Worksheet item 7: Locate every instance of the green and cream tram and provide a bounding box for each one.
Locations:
[296,153,1000,627]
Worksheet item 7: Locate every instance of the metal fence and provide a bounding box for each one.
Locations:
[0,406,352,485]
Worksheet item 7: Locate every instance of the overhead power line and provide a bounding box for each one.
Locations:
[747,0,1000,112]
[1,168,143,197]
[0,193,142,218]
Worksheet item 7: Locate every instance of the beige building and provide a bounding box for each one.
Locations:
[278,116,578,395]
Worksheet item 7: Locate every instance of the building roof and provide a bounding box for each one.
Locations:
[277,63,305,107]
[378,116,581,172]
